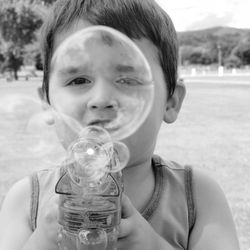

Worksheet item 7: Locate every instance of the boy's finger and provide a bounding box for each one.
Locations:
[121,194,135,218]
[118,218,133,239]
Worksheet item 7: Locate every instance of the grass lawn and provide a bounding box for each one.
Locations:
[0,76,250,249]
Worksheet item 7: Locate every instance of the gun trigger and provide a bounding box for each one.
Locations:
[55,172,74,195]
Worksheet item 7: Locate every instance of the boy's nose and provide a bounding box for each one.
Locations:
[87,81,118,110]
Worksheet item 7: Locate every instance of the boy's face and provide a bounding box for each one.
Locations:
[49,20,171,166]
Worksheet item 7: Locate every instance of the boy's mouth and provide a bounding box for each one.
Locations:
[87,119,119,132]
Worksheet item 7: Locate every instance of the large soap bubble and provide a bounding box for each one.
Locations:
[50,25,154,141]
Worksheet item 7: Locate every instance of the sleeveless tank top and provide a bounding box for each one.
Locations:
[30,155,196,249]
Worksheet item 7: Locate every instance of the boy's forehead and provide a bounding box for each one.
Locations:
[53,19,159,63]
[53,19,93,53]
[53,54,143,80]
[52,38,138,73]
[51,21,160,80]
[53,40,159,77]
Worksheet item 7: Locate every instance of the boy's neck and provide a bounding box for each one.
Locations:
[122,158,155,212]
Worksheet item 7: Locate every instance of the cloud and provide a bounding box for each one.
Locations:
[185,12,234,31]
[156,0,250,31]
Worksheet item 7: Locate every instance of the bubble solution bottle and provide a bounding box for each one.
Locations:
[56,132,124,250]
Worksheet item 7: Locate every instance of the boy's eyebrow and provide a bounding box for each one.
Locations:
[58,65,90,75]
[114,64,135,73]
[57,64,135,75]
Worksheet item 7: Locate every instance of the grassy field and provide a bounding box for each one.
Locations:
[0,75,250,249]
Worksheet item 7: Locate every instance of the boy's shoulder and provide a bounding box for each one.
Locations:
[154,155,222,194]
[0,177,31,229]
[2,177,31,204]
[32,167,60,183]
[185,167,240,249]
[31,168,60,195]
[153,155,189,171]
[154,155,228,208]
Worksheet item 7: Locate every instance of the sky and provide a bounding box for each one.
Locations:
[155,0,250,32]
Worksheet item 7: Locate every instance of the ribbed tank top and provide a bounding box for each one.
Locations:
[30,155,195,249]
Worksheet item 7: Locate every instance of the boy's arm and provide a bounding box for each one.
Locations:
[0,177,33,250]
[188,169,240,250]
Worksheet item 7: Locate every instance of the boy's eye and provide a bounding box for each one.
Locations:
[116,78,142,86]
[67,77,91,86]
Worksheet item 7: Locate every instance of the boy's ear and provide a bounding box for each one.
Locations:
[37,87,49,107]
[37,87,55,125]
[37,87,44,101]
[163,80,186,123]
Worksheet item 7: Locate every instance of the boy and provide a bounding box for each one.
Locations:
[0,0,240,249]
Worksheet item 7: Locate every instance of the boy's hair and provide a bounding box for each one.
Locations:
[40,0,178,102]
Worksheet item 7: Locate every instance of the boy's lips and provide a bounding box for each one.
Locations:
[88,119,111,126]
[87,119,120,132]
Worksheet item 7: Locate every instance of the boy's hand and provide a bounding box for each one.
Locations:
[22,194,59,250]
[118,194,167,250]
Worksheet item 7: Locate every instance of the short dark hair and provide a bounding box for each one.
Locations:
[40,0,178,102]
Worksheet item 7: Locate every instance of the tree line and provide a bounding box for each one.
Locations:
[178,26,250,68]
[0,0,250,80]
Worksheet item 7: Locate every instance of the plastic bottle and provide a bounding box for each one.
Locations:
[56,133,124,250]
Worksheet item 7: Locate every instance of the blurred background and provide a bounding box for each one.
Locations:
[0,0,249,249]
[0,0,250,79]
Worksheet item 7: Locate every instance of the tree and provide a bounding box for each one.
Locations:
[0,0,43,79]
[1,50,23,80]
[29,0,56,4]
[224,54,242,68]
[39,0,57,4]
[235,42,250,65]
[181,46,213,65]
[0,52,5,73]
[35,53,43,70]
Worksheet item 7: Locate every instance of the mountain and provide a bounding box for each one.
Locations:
[178,26,250,46]
[177,26,250,66]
